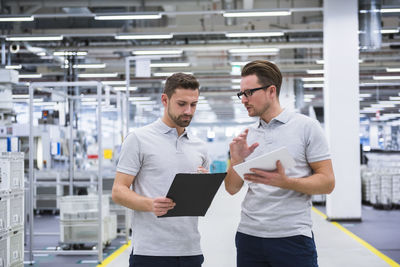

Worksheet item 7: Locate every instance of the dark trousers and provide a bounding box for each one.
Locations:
[236,231,318,267]
[129,250,204,267]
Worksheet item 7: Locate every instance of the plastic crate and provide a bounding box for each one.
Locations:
[0,198,7,233]
[60,214,116,245]
[0,153,24,192]
[8,231,23,266]
[59,195,109,220]
[9,194,23,229]
[0,233,8,267]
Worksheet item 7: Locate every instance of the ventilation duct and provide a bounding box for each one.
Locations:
[359,0,382,51]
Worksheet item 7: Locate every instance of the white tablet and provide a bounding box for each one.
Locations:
[232,147,296,179]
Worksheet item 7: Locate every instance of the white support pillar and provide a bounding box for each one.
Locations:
[324,0,361,220]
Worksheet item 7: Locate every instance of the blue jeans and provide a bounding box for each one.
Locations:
[236,232,318,267]
[129,250,204,267]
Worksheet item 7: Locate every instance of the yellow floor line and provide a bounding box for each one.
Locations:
[97,241,131,267]
[312,207,400,267]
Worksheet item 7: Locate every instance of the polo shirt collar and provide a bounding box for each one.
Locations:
[258,108,291,128]
[155,118,190,139]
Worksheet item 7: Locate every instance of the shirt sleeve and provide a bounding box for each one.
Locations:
[305,119,331,163]
[116,132,142,176]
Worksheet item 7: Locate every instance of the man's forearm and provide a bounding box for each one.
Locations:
[112,185,153,212]
[284,173,335,195]
[224,162,244,195]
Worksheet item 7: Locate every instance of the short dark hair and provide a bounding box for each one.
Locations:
[163,73,199,98]
[241,60,282,97]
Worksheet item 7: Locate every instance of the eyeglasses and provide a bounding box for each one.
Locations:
[237,85,271,99]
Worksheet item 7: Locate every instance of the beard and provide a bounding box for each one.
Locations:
[168,106,193,127]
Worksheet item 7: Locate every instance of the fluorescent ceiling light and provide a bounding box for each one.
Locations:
[371,103,395,108]
[304,94,316,98]
[226,32,284,38]
[230,61,249,66]
[153,72,193,77]
[223,11,291,17]
[373,75,400,80]
[316,59,363,64]
[150,62,190,67]
[306,69,324,74]
[116,34,173,40]
[5,65,22,70]
[228,48,279,54]
[54,51,87,56]
[102,81,126,85]
[231,79,241,83]
[381,29,399,34]
[114,86,138,91]
[73,63,106,69]
[303,83,324,88]
[130,97,152,101]
[304,98,312,102]
[19,74,42,78]
[302,77,324,82]
[231,85,241,90]
[389,96,400,100]
[95,14,162,20]
[359,93,372,97]
[6,35,63,41]
[0,16,34,22]
[386,68,400,72]
[378,101,400,105]
[132,50,183,55]
[380,8,400,13]
[12,94,29,98]
[78,73,118,78]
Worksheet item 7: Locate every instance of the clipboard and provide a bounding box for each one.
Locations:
[159,172,226,217]
[232,147,296,179]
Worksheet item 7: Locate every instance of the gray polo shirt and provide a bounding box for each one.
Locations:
[238,109,330,238]
[117,118,210,256]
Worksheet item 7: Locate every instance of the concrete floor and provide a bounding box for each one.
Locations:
[105,186,397,267]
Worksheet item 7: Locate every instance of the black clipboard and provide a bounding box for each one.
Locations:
[159,172,226,217]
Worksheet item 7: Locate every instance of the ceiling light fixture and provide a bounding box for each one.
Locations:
[150,62,190,67]
[389,96,400,100]
[6,35,63,41]
[359,93,372,97]
[95,14,162,20]
[225,32,284,38]
[5,65,22,70]
[153,72,193,77]
[115,34,173,40]
[230,61,250,66]
[19,74,42,78]
[303,83,324,88]
[78,73,119,78]
[114,86,138,91]
[53,51,88,56]
[132,50,183,55]
[381,28,399,34]
[380,8,400,13]
[302,77,324,82]
[228,48,279,54]
[223,10,291,17]
[386,68,400,72]
[373,76,400,80]
[101,81,126,85]
[306,69,324,74]
[0,16,34,22]
[73,63,106,69]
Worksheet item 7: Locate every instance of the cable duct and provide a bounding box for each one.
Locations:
[359,0,382,51]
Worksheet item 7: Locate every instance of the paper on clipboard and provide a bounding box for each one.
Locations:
[232,147,296,179]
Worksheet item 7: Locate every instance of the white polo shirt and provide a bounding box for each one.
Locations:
[238,109,331,238]
[117,118,210,256]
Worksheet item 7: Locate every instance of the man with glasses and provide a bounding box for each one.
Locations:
[112,73,209,267]
[225,60,335,267]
